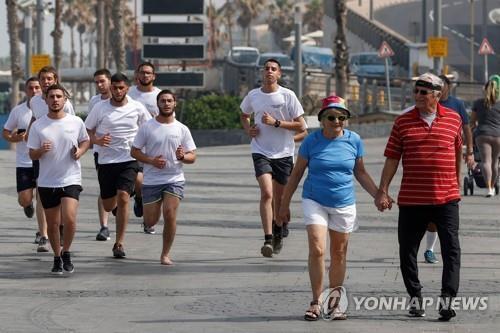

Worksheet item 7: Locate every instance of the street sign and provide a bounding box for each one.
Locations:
[31,54,51,75]
[143,44,205,60]
[142,23,204,38]
[378,41,394,58]
[478,38,495,55]
[427,37,448,57]
[155,72,204,88]
[143,0,204,15]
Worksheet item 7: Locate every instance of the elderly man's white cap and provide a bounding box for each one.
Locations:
[415,73,444,91]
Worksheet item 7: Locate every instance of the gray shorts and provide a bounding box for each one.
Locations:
[142,182,185,204]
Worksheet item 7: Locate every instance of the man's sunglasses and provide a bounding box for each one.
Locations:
[324,115,348,122]
[413,88,433,95]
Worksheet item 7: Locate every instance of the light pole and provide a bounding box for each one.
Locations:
[470,0,475,82]
[433,0,442,74]
[24,6,33,78]
[36,0,44,54]
[294,6,302,100]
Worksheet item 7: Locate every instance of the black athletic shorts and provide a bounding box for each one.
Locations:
[38,185,83,209]
[252,153,293,185]
[16,167,36,192]
[98,160,139,199]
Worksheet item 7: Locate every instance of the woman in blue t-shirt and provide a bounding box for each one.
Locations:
[278,95,392,321]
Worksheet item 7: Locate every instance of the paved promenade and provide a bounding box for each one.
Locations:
[0,137,499,332]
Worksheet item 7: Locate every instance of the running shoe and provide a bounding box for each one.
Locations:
[112,243,126,258]
[37,237,49,253]
[34,232,42,244]
[142,223,156,235]
[23,203,34,218]
[408,297,425,317]
[272,224,283,254]
[51,256,63,275]
[282,222,290,238]
[61,251,74,273]
[134,197,143,217]
[424,250,438,264]
[96,226,110,241]
[261,240,273,258]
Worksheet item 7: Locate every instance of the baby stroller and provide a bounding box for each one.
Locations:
[463,136,500,196]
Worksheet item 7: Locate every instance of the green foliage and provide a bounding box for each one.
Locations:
[181,94,242,129]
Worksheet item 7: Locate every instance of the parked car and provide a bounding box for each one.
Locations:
[290,45,335,72]
[227,46,260,66]
[350,52,393,83]
[255,52,294,87]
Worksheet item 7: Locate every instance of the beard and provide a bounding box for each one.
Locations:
[112,94,126,103]
[159,109,174,117]
[138,78,152,86]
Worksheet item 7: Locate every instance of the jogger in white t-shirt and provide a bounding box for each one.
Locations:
[131,90,196,265]
[27,84,90,275]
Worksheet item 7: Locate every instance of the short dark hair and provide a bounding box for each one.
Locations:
[138,62,156,73]
[111,73,130,85]
[45,83,70,99]
[156,89,176,103]
[94,68,112,79]
[38,66,58,81]
[438,74,451,85]
[264,58,282,69]
[25,77,39,85]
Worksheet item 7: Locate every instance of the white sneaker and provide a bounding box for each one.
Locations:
[486,188,495,197]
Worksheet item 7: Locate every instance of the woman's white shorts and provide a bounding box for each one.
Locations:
[302,198,358,233]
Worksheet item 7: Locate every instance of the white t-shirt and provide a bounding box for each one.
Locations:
[133,119,196,185]
[88,94,110,155]
[240,86,304,158]
[27,114,89,187]
[128,86,161,117]
[3,101,33,167]
[30,94,75,120]
[84,98,152,164]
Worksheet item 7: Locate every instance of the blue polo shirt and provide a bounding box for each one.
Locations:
[299,129,364,208]
[440,95,468,125]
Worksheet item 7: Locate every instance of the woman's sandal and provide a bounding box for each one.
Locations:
[304,300,321,321]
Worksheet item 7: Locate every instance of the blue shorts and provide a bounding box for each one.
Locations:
[142,182,185,205]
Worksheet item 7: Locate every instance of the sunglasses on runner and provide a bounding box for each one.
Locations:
[413,88,433,95]
[324,115,348,122]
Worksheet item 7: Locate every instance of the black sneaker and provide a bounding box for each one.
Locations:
[438,297,456,321]
[408,297,425,317]
[37,237,49,252]
[51,256,63,275]
[23,203,35,218]
[112,243,126,258]
[261,240,273,258]
[111,206,117,217]
[282,223,289,238]
[61,251,74,273]
[134,197,143,217]
[34,232,42,244]
[272,224,283,254]
[96,226,110,241]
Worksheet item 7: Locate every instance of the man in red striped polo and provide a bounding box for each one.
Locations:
[375,73,462,321]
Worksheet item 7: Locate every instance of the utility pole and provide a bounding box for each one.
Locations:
[421,0,427,43]
[25,6,33,78]
[294,6,302,100]
[36,0,44,53]
[470,0,475,82]
[482,0,488,82]
[433,0,442,74]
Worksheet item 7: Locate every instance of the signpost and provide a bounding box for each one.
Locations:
[478,38,495,82]
[427,37,448,57]
[31,54,51,75]
[378,41,394,112]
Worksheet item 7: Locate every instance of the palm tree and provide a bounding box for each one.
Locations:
[267,0,294,51]
[218,0,235,51]
[334,0,348,97]
[110,0,125,71]
[62,5,78,68]
[303,0,323,33]
[52,0,64,71]
[96,0,106,68]
[234,0,266,46]
[6,0,22,107]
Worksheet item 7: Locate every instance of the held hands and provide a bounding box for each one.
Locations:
[152,155,167,169]
[374,190,395,212]
[96,133,111,147]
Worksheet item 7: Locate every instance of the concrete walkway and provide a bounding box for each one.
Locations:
[0,137,498,332]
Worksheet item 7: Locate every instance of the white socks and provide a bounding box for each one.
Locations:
[426,231,438,251]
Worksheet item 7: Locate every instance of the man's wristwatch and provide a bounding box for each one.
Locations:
[274,119,281,128]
